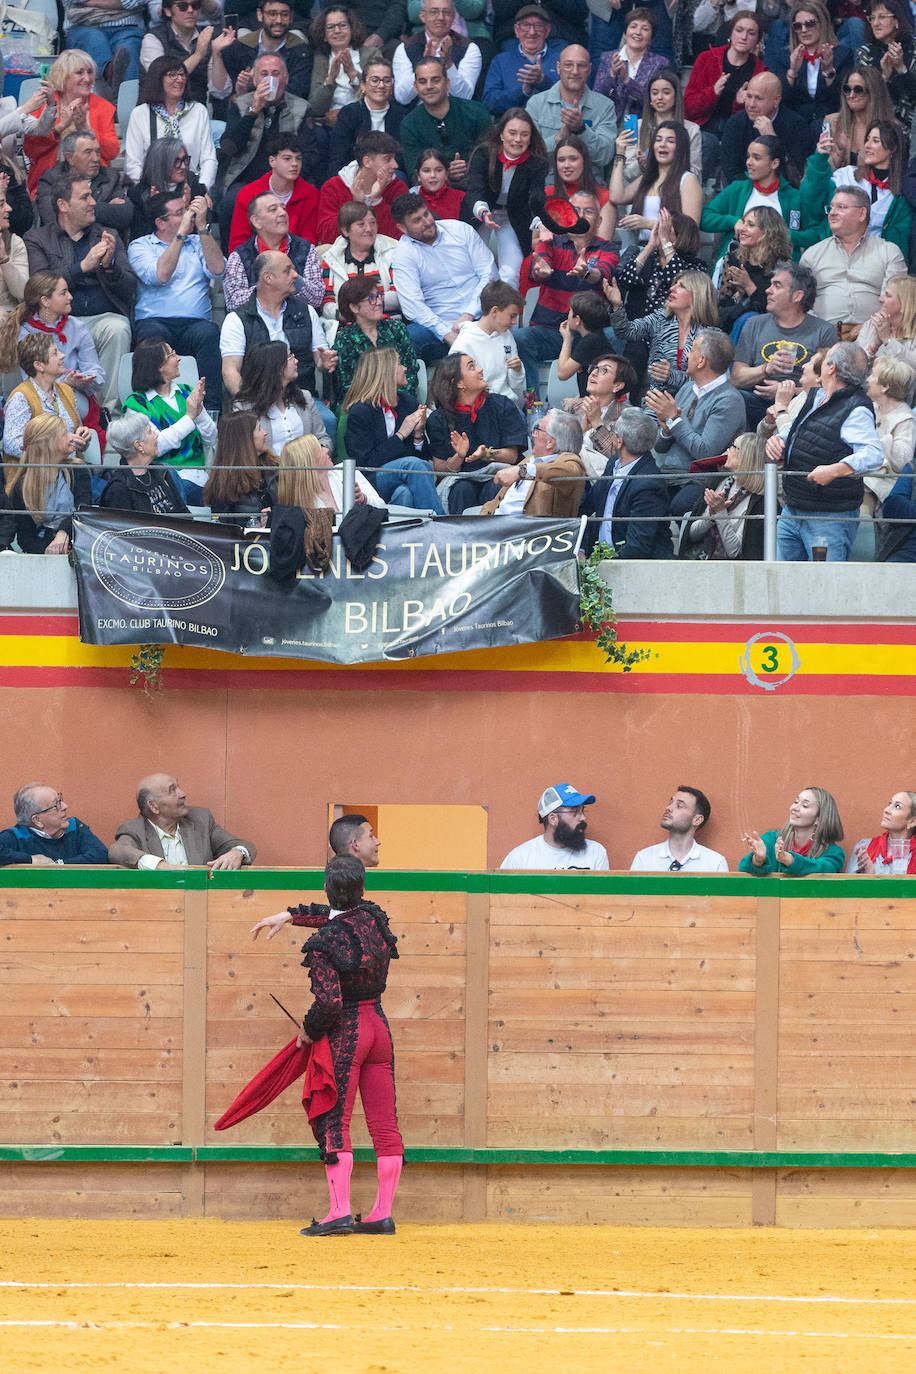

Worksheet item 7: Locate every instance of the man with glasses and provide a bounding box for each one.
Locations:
[719,72,812,186]
[0,785,109,866]
[142,0,223,106]
[482,4,564,116]
[500,784,609,870]
[328,57,406,176]
[630,787,728,873]
[398,56,492,196]
[479,407,586,517]
[393,0,482,106]
[210,0,313,102]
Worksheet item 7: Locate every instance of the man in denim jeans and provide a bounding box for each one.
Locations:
[767,341,882,562]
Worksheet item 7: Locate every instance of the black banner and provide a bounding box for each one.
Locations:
[72,511,585,665]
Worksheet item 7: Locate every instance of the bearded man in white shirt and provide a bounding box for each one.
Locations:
[500,783,610,870]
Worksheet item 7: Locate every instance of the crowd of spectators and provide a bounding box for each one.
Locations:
[2,0,916,558]
[7,774,913,874]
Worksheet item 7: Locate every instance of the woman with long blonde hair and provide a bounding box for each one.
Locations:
[278,433,382,512]
[681,432,767,560]
[739,786,846,874]
[1,414,92,554]
[604,268,718,395]
[858,274,916,373]
[341,348,443,512]
[772,0,854,139]
[718,206,793,331]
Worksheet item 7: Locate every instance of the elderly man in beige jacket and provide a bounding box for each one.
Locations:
[108,774,256,870]
[479,408,586,517]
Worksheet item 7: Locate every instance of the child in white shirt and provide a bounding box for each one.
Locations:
[449,280,526,408]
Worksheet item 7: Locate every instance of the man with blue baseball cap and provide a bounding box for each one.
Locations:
[500,783,609,870]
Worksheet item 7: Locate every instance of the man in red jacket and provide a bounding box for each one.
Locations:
[228,134,319,253]
[316,132,408,245]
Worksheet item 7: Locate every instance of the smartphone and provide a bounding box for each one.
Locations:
[622,113,639,139]
[38,60,51,80]
[224,12,238,27]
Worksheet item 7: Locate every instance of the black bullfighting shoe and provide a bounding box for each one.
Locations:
[353,1215,396,1235]
[300,1214,354,1236]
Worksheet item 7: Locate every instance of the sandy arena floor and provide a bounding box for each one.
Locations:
[2,1219,916,1373]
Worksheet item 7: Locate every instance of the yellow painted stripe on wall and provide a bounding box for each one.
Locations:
[0,632,912,678]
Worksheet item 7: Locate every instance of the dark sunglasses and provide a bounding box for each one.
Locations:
[793,17,818,27]
[843,82,867,92]
[173,1,202,10]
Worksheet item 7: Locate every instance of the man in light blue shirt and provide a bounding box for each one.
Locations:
[128,190,226,407]
[391,191,498,362]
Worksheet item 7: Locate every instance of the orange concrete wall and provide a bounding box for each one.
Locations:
[3,682,914,871]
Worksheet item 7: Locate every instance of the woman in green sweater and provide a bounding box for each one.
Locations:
[797,121,913,256]
[700,135,819,261]
[739,786,846,875]
[123,338,216,505]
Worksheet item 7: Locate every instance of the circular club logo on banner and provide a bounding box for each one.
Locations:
[90,526,227,611]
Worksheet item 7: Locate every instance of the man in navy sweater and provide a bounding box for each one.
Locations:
[0,783,109,866]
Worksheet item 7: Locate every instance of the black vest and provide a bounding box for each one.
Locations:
[235,292,315,394]
[782,383,872,512]
[148,23,208,105]
[235,234,314,287]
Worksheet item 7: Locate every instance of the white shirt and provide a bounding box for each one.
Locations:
[630,839,729,873]
[219,301,328,357]
[449,320,525,405]
[500,834,610,870]
[744,184,784,217]
[392,220,498,339]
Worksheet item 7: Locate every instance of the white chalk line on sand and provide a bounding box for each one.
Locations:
[1,1319,916,1341]
[0,1281,913,1307]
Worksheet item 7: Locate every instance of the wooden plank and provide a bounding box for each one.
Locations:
[5,1081,182,1108]
[779,897,916,927]
[778,1086,916,1116]
[490,926,755,958]
[780,961,914,992]
[0,1048,182,1077]
[182,887,208,1183]
[3,1112,181,1145]
[0,1186,186,1218]
[204,1111,466,1148]
[488,956,754,991]
[205,1017,465,1052]
[462,890,487,1221]
[779,1055,916,1087]
[0,954,183,983]
[490,989,754,1020]
[778,1120,916,1150]
[208,919,466,957]
[207,985,466,1020]
[1,921,185,953]
[490,893,757,928]
[753,895,778,1226]
[488,1083,753,1118]
[485,1117,755,1148]
[0,891,185,921]
[207,952,467,984]
[489,1020,755,1053]
[487,1167,753,1225]
[780,1022,916,1054]
[0,1016,183,1050]
[1,985,184,1017]
[487,1053,753,1086]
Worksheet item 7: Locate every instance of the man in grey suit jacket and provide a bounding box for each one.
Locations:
[645,328,748,474]
[108,775,256,870]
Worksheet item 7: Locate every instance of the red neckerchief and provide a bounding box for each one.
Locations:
[752,178,780,195]
[256,233,288,253]
[455,393,486,421]
[803,50,820,63]
[676,347,685,369]
[866,833,916,872]
[866,168,890,189]
[498,150,530,167]
[380,400,396,416]
[422,184,455,210]
[27,313,68,345]
[795,840,812,856]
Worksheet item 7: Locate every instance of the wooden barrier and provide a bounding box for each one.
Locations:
[2,869,916,1227]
